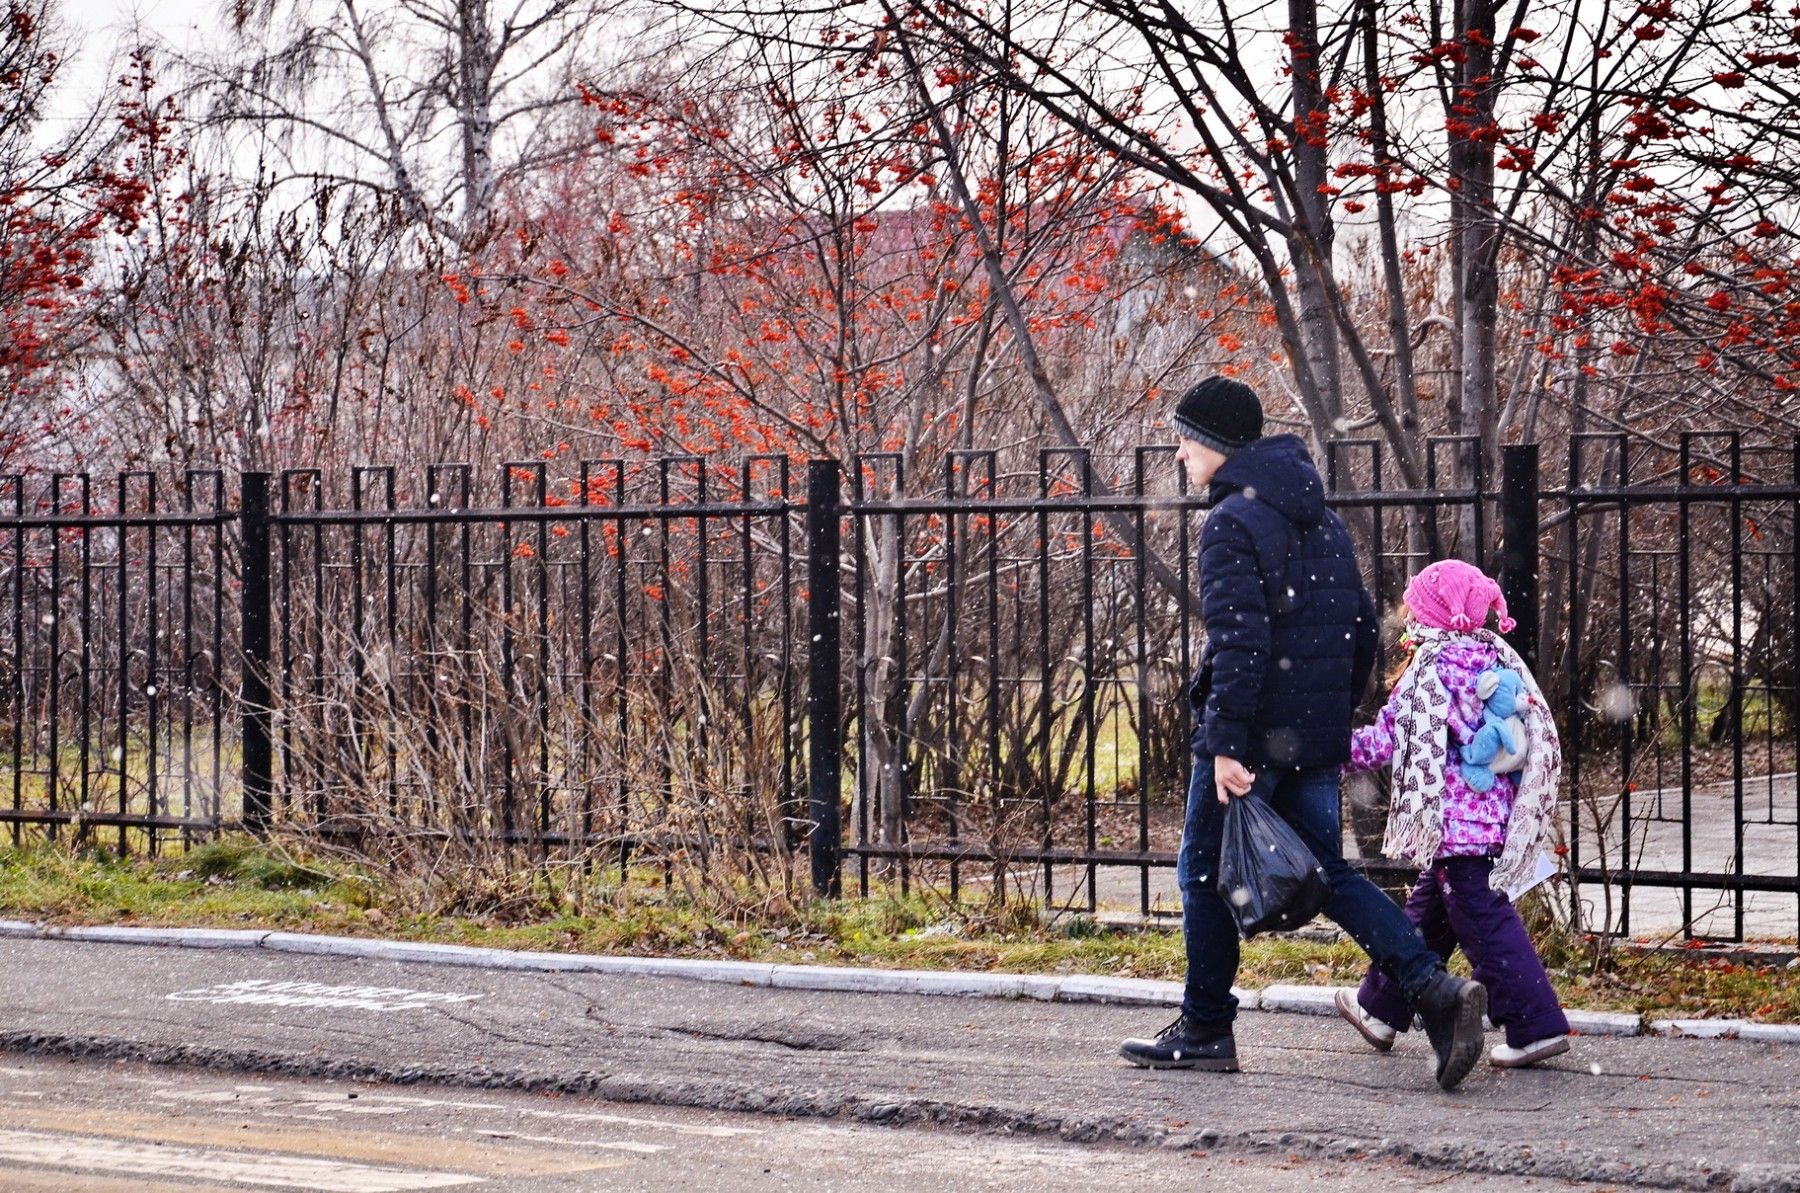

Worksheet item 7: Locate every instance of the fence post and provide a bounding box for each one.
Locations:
[240,472,274,833]
[805,459,843,898]
[1499,444,1541,674]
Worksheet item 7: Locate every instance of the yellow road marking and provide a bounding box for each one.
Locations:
[0,1128,479,1192]
[2,1105,627,1179]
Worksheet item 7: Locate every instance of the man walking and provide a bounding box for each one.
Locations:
[1118,376,1489,1092]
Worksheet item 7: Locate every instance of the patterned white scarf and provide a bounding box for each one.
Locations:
[1381,626,1563,893]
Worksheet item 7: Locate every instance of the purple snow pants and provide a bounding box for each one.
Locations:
[1358,855,1570,1049]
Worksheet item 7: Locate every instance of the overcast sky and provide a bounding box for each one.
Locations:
[52,0,216,120]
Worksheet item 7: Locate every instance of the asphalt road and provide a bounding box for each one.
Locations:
[0,1053,1623,1192]
[1,936,1797,1189]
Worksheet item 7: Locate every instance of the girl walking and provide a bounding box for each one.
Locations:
[1337,560,1572,1069]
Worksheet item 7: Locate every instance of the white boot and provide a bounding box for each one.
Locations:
[1333,988,1397,1052]
[1490,1035,1570,1068]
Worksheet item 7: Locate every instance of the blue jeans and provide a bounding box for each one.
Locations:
[1177,757,1444,1034]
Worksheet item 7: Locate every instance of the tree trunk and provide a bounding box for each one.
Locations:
[1452,0,1502,556]
[456,0,498,246]
[1287,0,1343,424]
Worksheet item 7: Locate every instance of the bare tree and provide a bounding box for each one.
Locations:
[196,0,632,247]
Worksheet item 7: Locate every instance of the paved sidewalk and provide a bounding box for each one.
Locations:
[3,937,1798,1190]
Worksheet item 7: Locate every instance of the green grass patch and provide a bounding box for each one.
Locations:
[1,837,1795,1023]
[0,838,373,930]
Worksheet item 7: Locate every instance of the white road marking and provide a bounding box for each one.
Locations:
[0,1127,481,1192]
[166,979,485,1012]
[150,1083,759,1138]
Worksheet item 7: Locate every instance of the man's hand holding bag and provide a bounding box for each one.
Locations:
[1216,789,1331,937]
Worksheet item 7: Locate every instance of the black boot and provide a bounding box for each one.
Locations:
[1119,1014,1239,1071]
[1415,972,1487,1091]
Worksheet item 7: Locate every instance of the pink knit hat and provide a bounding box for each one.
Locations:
[1403,560,1516,634]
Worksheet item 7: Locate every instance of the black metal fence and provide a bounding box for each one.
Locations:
[1,434,1796,941]
[0,472,234,850]
[829,439,1495,916]
[259,457,804,875]
[1558,433,1800,941]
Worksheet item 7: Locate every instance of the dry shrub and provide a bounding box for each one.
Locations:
[268,560,806,921]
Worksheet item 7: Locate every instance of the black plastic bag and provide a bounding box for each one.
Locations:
[1216,792,1331,938]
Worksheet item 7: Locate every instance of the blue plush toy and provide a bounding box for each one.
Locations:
[1459,668,1532,793]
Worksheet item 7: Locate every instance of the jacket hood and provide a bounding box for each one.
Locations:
[1208,434,1325,526]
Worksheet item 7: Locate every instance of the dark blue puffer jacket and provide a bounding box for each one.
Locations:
[1187,435,1378,768]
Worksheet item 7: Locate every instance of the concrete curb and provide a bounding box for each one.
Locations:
[24,924,272,949]
[1257,984,1341,1016]
[1569,1009,1649,1037]
[5,919,1800,1042]
[1649,1017,1800,1042]
[1056,974,1178,1006]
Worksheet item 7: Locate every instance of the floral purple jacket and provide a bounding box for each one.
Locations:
[1347,637,1517,857]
